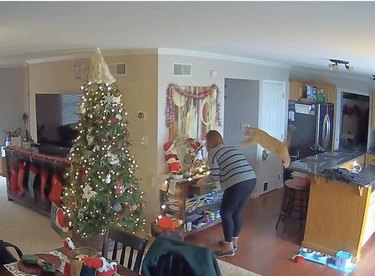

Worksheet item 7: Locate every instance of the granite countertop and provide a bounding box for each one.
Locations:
[289,150,375,187]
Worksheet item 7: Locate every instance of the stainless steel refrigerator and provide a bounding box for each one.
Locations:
[288,101,334,159]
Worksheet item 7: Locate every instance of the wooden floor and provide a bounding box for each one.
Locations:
[186,188,375,276]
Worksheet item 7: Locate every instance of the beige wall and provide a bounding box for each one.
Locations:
[28,53,159,229]
[104,54,159,226]
[0,66,28,143]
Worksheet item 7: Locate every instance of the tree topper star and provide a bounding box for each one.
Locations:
[82,185,97,202]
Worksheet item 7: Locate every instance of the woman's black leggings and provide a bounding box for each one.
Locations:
[220,178,256,242]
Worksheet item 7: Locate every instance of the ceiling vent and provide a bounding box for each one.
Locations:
[109,63,127,75]
[173,63,192,76]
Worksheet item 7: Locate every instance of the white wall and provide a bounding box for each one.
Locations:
[157,51,290,176]
[224,78,259,167]
[0,66,28,143]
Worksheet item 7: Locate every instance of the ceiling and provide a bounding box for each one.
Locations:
[1,1,375,78]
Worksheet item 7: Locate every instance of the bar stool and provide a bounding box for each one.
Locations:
[275,176,310,230]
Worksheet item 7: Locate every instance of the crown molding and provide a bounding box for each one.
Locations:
[102,48,158,56]
[0,63,28,69]
[25,48,158,64]
[25,51,95,64]
[158,48,290,69]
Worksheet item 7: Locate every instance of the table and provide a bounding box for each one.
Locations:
[0,247,140,276]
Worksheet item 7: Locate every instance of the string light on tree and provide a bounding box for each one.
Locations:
[62,48,145,238]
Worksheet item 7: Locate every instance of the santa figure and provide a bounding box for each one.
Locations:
[164,141,180,172]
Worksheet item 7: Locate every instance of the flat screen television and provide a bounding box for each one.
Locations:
[35,93,81,149]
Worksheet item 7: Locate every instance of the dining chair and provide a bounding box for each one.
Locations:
[0,240,23,265]
[141,236,221,276]
[101,226,148,273]
[145,252,195,276]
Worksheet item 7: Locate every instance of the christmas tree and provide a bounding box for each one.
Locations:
[62,49,145,238]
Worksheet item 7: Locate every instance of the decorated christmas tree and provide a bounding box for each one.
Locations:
[62,49,145,238]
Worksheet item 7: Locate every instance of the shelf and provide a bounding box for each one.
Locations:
[184,219,221,237]
[186,200,221,215]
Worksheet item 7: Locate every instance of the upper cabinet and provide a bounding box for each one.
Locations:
[289,80,337,105]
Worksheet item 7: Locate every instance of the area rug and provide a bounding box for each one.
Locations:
[217,259,261,276]
[0,177,62,254]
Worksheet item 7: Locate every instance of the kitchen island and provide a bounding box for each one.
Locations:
[289,151,375,261]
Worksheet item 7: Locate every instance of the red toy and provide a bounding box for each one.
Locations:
[83,257,117,276]
[291,255,305,263]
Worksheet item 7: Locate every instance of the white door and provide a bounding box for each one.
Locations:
[255,80,287,196]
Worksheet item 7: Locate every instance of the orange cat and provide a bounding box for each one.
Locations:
[241,127,291,168]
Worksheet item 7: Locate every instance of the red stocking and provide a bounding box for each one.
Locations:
[10,165,18,194]
[49,175,63,206]
[40,168,48,203]
[17,162,26,195]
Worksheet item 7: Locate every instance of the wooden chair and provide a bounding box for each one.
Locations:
[0,240,23,265]
[101,226,148,273]
[146,253,195,276]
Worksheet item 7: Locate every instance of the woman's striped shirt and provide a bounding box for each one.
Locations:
[208,144,256,190]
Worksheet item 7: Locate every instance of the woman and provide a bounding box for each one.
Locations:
[197,130,256,257]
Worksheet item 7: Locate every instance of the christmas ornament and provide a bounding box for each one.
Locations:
[115,182,124,195]
[78,208,84,220]
[115,114,122,120]
[79,103,86,114]
[105,174,111,184]
[86,135,94,145]
[82,185,97,202]
[113,203,122,212]
[107,152,120,165]
[87,48,116,85]
[117,212,123,221]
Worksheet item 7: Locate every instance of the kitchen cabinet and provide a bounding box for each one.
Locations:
[289,80,304,101]
[371,93,375,131]
[289,80,337,104]
[362,190,375,246]
[366,153,375,166]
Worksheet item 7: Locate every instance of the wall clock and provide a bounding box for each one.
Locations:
[73,58,89,80]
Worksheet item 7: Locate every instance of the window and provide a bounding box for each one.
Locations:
[60,94,82,125]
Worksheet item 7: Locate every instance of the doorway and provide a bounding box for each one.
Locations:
[223,79,286,197]
[223,78,259,167]
[339,92,369,152]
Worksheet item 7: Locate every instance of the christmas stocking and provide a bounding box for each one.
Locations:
[49,175,63,206]
[17,162,26,195]
[10,165,18,194]
[40,168,48,203]
[27,164,39,198]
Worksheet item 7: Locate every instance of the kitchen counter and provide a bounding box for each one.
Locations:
[290,150,375,261]
[289,150,375,187]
